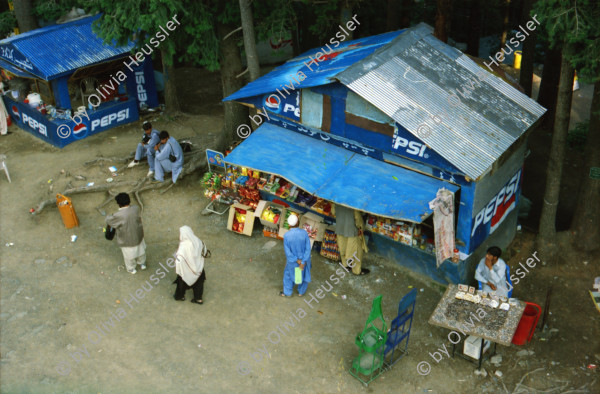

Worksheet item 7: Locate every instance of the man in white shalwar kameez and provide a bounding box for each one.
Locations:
[106,193,146,274]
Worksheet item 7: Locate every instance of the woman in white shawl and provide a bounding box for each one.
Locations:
[173,226,207,304]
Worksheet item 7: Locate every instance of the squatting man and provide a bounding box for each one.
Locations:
[127,122,184,184]
[128,121,160,177]
[152,131,184,184]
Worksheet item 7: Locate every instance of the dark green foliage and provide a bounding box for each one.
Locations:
[534,0,600,83]
[33,0,83,21]
[0,11,16,37]
[567,121,589,150]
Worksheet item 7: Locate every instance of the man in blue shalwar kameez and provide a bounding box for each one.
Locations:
[152,131,184,184]
[280,214,312,297]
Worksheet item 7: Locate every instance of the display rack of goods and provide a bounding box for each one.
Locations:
[285,185,299,203]
[310,199,332,216]
[275,182,292,198]
[245,177,259,188]
[202,172,223,189]
[295,190,317,207]
[201,172,213,185]
[257,178,267,189]
[238,187,260,203]
[365,215,434,254]
[263,175,281,193]
[235,175,249,186]
[261,206,282,226]
[320,229,340,260]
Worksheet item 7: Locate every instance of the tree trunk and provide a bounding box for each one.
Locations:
[434,0,452,43]
[13,0,37,33]
[571,81,600,252]
[500,0,511,49]
[519,0,536,97]
[217,22,249,152]
[291,11,301,57]
[161,48,181,114]
[398,0,413,29]
[466,0,481,57]
[538,46,562,128]
[386,0,399,31]
[239,0,260,82]
[339,1,354,41]
[536,43,575,257]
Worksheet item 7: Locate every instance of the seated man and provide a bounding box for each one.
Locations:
[128,121,160,177]
[474,246,509,297]
[152,131,184,184]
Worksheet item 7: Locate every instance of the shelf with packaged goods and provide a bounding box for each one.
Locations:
[364,215,437,257]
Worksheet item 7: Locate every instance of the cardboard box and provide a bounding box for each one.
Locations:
[278,207,304,238]
[300,212,327,242]
[227,203,255,236]
[463,335,490,359]
[263,226,280,239]
[254,200,286,227]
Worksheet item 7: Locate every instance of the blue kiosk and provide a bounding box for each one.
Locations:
[223,23,546,285]
[0,15,158,147]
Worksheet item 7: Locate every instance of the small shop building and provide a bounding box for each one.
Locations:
[217,23,546,284]
[0,14,158,147]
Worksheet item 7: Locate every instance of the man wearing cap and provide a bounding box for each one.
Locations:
[128,121,161,178]
[280,214,312,297]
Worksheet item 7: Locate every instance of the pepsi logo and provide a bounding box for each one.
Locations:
[72,122,89,140]
[264,95,281,110]
[73,123,87,134]
[11,105,20,121]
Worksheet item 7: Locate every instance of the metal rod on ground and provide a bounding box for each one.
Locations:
[540,285,553,330]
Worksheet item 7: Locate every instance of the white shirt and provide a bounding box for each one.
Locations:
[474,257,509,297]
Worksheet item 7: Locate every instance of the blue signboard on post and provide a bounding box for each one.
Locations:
[206,149,226,173]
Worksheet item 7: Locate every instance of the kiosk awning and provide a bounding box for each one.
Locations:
[0,58,37,78]
[224,123,459,222]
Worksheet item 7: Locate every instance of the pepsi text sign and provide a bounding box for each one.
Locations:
[22,112,48,137]
[91,108,130,131]
[471,168,522,239]
[135,71,148,105]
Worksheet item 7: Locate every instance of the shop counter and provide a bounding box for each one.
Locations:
[3,95,139,147]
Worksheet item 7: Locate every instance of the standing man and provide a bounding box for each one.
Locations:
[333,204,369,275]
[152,131,184,184]
[128,121,161,178]
[106,193,146,274]
[280,214,312,297]
[474,246,509,297]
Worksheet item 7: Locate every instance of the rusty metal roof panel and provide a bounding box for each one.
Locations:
[337,23,546,179]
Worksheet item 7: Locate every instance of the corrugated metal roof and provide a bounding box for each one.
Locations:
[0,57,37,78]
[224,30,405,102]
[337,23,546,180]
[0,15,134,80]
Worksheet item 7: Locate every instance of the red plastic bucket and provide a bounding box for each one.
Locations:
[512,303,541,345]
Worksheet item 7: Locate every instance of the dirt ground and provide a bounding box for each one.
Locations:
[1,68,599,393]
